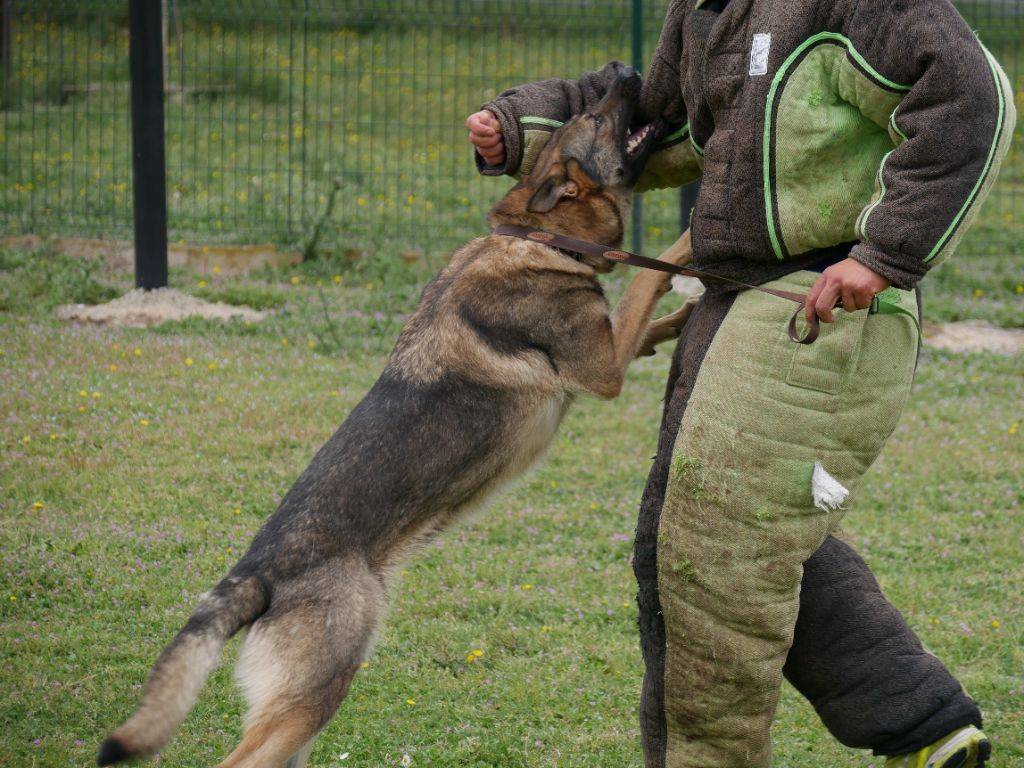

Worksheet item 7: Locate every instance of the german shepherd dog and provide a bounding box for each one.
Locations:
[98,66,692,768]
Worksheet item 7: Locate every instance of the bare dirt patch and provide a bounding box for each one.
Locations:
[3,235,298,275]
[921,320,1024,355]
[56,288,266,327]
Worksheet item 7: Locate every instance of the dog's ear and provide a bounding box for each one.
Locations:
[527,172,579,213]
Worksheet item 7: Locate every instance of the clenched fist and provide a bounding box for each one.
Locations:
[466,110,505,167]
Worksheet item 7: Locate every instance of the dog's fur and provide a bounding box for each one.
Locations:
[98,67,693,768]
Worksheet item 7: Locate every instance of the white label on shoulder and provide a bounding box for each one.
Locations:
[749,33,771,76]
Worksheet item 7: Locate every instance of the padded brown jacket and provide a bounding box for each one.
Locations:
[477,0,1015,290]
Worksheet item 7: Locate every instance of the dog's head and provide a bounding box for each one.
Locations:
[488,65,665,262]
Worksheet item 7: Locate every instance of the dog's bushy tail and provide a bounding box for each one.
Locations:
[98,573,270,766]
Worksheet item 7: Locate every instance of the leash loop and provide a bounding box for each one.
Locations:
[788,304,820,344]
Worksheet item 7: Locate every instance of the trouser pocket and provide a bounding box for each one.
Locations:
[786,307,869,401]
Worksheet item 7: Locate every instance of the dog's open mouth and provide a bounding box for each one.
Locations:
[626,123,657,159]
[620,119,668,183]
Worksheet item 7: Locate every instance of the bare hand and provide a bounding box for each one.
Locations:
[466,110,505,167]
[804,258,891,324]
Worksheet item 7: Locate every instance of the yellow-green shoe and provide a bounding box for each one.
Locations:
[884,726,990,768]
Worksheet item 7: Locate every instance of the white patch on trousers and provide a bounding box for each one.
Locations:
[811,461,849,512]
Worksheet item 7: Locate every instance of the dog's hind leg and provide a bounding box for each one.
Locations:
[217,558,385,768]
[216,707,329,768]
[283,739,315,768]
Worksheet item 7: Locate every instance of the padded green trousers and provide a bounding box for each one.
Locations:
[633,273,982,767]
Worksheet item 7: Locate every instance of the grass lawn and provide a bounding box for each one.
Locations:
[1,241,1022,767]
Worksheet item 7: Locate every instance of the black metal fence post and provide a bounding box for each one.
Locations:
[129,0,168,290]
[0,0,12,90]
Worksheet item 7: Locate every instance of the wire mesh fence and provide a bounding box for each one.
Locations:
[1,0,1021,261]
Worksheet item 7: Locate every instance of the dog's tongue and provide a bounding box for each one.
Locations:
[627,123,655,158]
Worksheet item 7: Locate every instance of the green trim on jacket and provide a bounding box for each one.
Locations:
[763,33,910,261]
[923,44,1014,265]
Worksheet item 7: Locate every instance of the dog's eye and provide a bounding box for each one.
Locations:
[592,114,605,129]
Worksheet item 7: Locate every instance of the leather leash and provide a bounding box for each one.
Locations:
[492,224,825,344]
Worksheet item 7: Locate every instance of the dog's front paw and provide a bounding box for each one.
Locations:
[635,297,698,357]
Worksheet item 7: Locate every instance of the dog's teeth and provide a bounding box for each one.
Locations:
[626,123,655,157]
